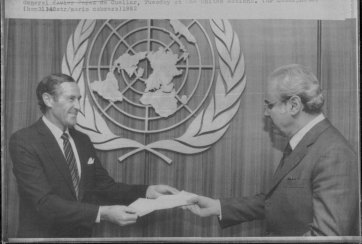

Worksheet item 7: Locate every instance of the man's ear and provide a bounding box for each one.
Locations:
[288,95,302,115]
[42,93,54,109]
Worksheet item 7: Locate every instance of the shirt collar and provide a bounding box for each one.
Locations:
[42,116,69,139]
[289,113,325,150]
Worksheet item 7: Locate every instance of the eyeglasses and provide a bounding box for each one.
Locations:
[264,100,278,110]
[264,96,295,111]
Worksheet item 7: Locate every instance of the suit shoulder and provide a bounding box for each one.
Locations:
[9,122,40,143]
[69,128,92,142]
[317,125,356,156]
[323,126,354,146]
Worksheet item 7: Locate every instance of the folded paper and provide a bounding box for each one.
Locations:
[129,191,197,217]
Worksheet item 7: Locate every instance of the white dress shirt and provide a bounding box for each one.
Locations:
[289,113,325,150]
[42,116,81,177]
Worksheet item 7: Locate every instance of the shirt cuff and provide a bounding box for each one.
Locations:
[95,207,101,223]
[217,199,222,220]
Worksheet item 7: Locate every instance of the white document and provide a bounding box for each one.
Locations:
[129,191,197,217]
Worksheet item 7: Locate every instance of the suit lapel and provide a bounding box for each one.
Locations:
[267,119,331,195]
[36,119,77,198]
[271,145,307,188]
[69,129,88,200]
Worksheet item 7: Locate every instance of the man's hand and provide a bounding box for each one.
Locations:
[146,185,179,199]
[184,195,221,217]
[99,205,138,226]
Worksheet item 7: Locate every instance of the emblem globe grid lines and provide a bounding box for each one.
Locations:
[109,23,193,98]
[65,19,245,163]
[85,19,215,134]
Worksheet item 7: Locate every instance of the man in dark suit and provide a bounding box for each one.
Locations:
[185,64,359,236]
[9,74,179,238]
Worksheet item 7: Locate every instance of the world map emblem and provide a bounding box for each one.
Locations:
[62,19,246,164]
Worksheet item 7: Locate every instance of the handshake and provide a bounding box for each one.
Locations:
[100,184,221,226]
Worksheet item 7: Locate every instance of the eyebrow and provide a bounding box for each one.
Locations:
[68,95,82,99]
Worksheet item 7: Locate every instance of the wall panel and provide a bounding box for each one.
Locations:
[321,20,358,152]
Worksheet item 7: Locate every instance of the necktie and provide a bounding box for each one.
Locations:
[279,143,292,169]
[61,132,80,198]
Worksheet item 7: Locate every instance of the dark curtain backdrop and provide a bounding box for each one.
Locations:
[3,19,358,238]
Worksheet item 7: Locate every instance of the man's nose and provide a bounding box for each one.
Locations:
[264,107,270,117]
[74,99,80,110]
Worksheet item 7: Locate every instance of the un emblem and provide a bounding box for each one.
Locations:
[62,19,246,164]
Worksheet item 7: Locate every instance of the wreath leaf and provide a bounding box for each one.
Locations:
[163,19,246,155]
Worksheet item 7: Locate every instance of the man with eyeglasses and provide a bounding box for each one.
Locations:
[184,64,359,236]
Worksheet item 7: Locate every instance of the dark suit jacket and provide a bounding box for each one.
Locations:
[9,119,148,238]
[219,119,359,236]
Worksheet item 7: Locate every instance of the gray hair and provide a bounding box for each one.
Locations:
[269,64,324,114]
[36,73,76,114]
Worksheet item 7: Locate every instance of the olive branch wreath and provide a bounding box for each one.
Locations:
[62,19,246,164]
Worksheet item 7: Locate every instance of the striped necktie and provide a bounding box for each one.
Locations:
[61,132,80,198]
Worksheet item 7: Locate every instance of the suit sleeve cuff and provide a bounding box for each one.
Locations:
[217,199,222,220]
[95,207,101,223]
